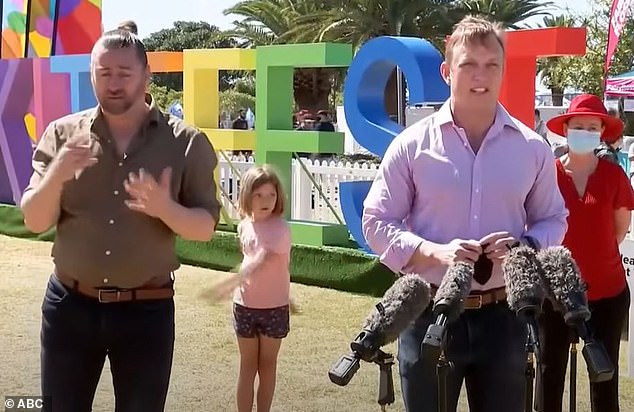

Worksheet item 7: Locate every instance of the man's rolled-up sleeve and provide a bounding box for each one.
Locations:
[362,136,424,273]
[25,122,58,192]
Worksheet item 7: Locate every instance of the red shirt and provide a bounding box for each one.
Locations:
[556,159,634,301]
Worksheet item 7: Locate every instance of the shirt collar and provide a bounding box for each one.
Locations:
[90,93,162,129]
[436,99,521,133]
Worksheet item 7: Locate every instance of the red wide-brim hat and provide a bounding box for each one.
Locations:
[546,94,624,143]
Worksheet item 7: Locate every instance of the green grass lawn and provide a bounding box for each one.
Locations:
[1,235,634,411]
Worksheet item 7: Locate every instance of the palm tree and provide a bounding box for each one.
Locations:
[222,0,338,113]
[535,14,578,106]
[223,0,555,116]
[451,0,555,29]
[294,0,458,118]
[299,0,554,116]
[291,0,454,47]
[304,0,553,45]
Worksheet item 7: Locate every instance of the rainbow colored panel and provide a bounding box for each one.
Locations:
[54,0,101,55]
[1,0,28,59]
[26,0,56,57]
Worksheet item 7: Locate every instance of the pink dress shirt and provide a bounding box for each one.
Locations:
[362,101,568,291]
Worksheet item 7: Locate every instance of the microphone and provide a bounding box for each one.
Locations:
[537,247,614,382]
[536,246,590,323]
[328,274,431,387]
[421,261,474,365]
[502,245,545,358]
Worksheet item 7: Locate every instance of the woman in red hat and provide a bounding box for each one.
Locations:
[536,94,634,412]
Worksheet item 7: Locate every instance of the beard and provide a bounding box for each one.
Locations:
[98,81,146,116]
[100,96,135,115]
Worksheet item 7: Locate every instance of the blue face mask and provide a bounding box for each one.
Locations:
[567,129,601,154]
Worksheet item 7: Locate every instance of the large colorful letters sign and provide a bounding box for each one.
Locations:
[0,0,101,203]
[1,0,102,59]
[254,43,352,246]
[0,27,587,251]
[340,36,449,252]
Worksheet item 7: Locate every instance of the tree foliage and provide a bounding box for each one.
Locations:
[220,0,551,114]
[451,0,554,30]
[233,75,256,96]
[147,82,182,111]
[143,21,233,50]
[219,89,257,120]
[534,14,577,105]
[143,21,238,91]
[547,0,634,96]
[147,83,255,123]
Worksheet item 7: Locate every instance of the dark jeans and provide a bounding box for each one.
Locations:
[41,274,175,412]
[536,287,630,412]
[398,301,527,412]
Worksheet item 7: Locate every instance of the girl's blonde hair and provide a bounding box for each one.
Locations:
[238,164,285,218]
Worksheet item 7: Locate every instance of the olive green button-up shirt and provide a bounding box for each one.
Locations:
[27,96,221,288]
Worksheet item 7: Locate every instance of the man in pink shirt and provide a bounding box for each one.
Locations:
[362,16,568,412]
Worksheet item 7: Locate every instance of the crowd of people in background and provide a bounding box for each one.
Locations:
[292,109,335,131]
[224,108,337,132]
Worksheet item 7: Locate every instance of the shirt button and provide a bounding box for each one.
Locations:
[113,190,119,195]
[118,162,123,167]
[105,250,111,256]
[108,219,114,225]
[475,188,480,193]
[474,215,479,220]
[103,278,109,284]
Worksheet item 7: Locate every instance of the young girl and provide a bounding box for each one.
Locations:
[231,164,292,412]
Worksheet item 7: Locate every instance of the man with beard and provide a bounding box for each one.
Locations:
[20,29,220,411]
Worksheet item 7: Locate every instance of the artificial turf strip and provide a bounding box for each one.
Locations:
[0,204,397,297]
[0,204,56,241]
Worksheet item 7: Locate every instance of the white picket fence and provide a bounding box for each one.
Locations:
[217,156,379,223]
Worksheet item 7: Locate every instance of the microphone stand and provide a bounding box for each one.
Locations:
[524,320,541,412]
[517,305,541,412]
[421,314,452,412]
[569,331,578,412]
[566,320,614,412]
[437,350,452,412]
[329,330,396,410]
[349,331,396,410]
[525,331,536,412]
[376,350,395,411]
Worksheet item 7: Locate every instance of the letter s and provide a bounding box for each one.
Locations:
[340,36,448,253]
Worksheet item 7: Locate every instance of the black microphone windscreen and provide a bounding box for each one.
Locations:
[433,262,474,321]
[502,245,545,314]
[537,246,590,323]
[361,274,431,346]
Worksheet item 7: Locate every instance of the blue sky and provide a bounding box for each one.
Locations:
[102,0,593,39]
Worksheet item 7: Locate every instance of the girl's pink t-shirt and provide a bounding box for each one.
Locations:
[233,216,291,309]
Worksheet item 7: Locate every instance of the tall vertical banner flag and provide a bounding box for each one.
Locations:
[606,0,634,74]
